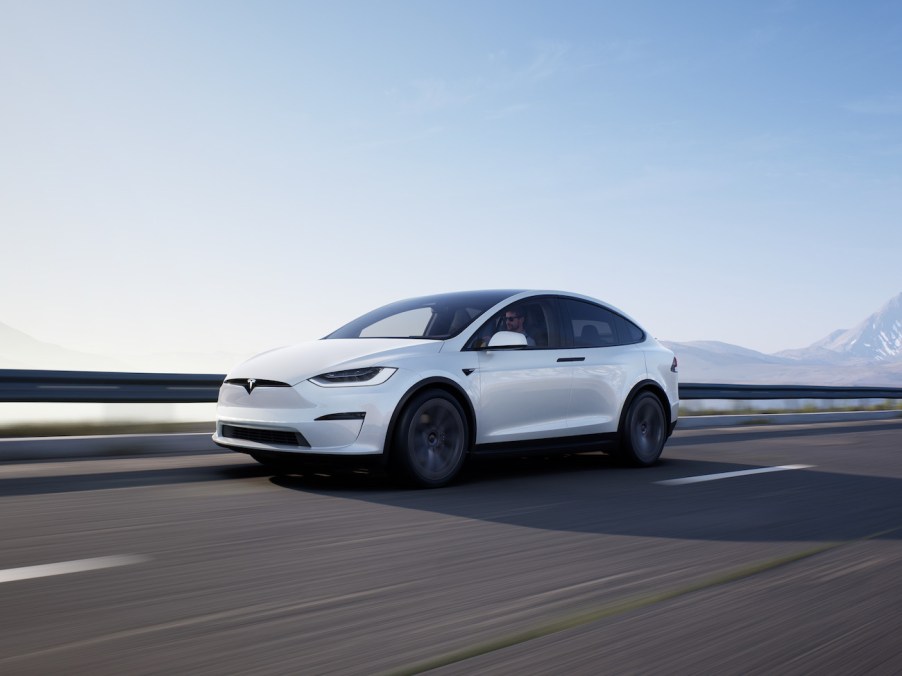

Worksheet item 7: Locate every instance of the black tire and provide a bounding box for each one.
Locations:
[391,390,469,488]
[618,391,667,466]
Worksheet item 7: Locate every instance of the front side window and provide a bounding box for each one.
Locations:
[466,297,563,349]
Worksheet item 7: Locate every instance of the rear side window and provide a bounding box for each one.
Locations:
[614,314,645,344]
[562,299,644,347]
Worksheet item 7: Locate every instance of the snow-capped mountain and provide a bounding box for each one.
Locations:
[779,292,902,363]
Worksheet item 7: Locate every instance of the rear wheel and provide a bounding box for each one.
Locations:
[392,390,468,488]
[619,391,666,466]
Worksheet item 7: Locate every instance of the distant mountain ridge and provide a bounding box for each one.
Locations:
[0,321,246,374]
[667,292,902,386]
[0,321,128,371]
[663,340,902,387]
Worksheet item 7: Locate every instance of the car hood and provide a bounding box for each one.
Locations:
[225,338,442,384]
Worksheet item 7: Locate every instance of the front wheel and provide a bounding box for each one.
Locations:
[618,391,667,466]
[391,390,469,488]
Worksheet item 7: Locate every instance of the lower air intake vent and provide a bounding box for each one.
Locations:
[222,425,309,447]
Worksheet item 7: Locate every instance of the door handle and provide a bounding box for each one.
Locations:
[556,357,585,362]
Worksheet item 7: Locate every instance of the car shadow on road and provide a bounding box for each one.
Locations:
[270,452,902,544]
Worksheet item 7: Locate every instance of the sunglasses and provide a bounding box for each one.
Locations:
[505,315,523,322]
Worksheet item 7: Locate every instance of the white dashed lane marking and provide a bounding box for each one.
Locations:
[0,555,149,584]
[656,464,814,486]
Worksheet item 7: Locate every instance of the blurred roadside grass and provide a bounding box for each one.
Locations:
[682,401,902,416]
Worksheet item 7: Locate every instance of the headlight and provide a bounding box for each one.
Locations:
[309,367,397,387]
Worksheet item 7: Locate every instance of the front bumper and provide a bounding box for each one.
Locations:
[212,378,402,456]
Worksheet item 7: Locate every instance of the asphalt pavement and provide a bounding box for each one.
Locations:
[1,420,901,674]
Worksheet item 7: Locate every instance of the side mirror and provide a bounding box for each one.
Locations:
[487,331,529,349]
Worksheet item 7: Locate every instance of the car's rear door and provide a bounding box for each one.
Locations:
[559,298,648,435]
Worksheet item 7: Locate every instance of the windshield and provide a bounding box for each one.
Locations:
[325,290,522,340]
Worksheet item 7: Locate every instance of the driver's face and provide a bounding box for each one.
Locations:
[504,312,525,332]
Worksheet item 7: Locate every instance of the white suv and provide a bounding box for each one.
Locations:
[214,290,679,487]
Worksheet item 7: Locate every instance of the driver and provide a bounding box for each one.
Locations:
[502,308,535,346]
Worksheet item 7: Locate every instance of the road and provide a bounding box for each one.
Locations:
[1,420,901,674]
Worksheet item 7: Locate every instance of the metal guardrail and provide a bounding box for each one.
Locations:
[1,370,901,404]
[680,383,902,400]
[0,370,225,403]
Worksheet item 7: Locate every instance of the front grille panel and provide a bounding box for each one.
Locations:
[224,378,291,389]
[221,424,309,447]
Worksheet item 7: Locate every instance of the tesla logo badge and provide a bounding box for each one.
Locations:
[245,379,257,394]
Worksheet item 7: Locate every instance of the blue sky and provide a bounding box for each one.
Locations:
[2,0,901,363]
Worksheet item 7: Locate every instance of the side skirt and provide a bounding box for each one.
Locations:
[471,433,619,457]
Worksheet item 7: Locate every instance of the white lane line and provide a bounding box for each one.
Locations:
[656,464,814,486]
[0,555,149,584]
